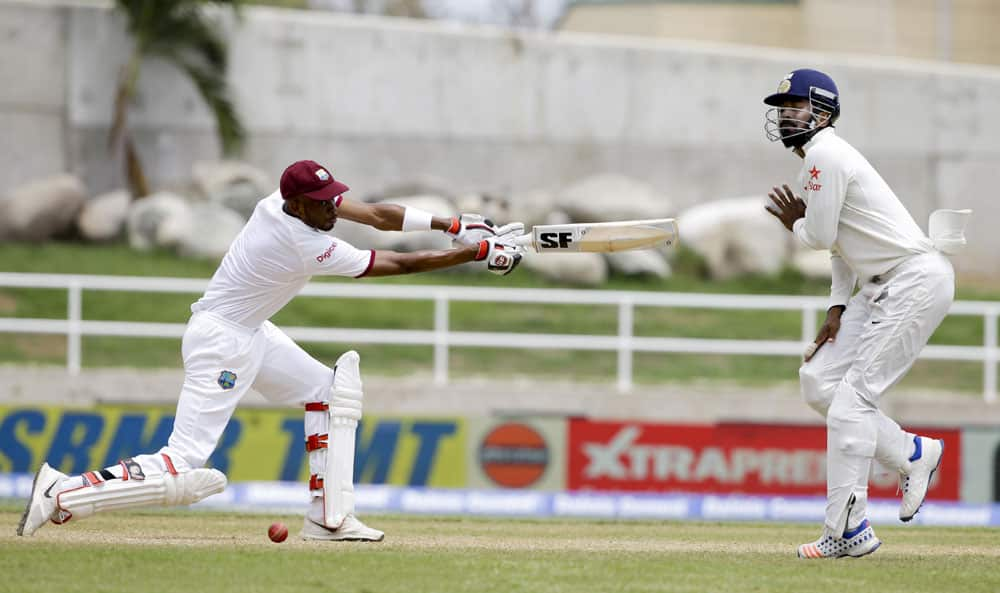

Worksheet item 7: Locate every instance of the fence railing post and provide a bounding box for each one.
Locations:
[433,293,449,386]
[985,310,998,403]
[802,305,818,345]
[67,279,82,376]
[617,298,634,393]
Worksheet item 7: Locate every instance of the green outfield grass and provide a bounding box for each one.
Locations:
[1,242,996,392]
[1,508,997,593]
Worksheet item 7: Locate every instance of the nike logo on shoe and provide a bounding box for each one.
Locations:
[43,481,58,498]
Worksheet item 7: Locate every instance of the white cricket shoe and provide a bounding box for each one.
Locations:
[301,515,384,542]
[16,463,68,536]
[797,519,881,559]
[900,436,944,522]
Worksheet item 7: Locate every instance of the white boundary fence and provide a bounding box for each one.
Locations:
[0,273,997,402]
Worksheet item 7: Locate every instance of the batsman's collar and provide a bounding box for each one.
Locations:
[280,160,350,202]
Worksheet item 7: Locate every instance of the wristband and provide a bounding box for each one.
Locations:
[474,240,490,261]
[446,217,461,235]
[401,207,434,232]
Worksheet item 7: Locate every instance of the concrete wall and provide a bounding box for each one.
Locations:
[564,0,1000,66]
[2,2,1000,278]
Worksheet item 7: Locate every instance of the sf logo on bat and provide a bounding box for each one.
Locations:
[538,231,574,249]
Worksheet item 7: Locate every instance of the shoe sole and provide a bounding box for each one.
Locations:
[16,465,45,536]
[847,540,882,558]
[797,537,882,560]
[301,534,384,542]
[900,439,944,523]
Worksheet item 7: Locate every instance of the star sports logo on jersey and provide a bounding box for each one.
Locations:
[805,166,822,191]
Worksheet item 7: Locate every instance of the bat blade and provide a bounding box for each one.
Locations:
[515,218,678,253]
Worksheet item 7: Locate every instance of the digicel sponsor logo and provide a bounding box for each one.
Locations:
[568,420,961,499]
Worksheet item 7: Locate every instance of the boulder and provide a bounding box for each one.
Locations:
[792,248,833,279]
[557,174,672,223]
[678,196,791,280]
[126,192,192,251]
[0,174,87,241]
[77,190,131,242]
[605,250,672,279]
[506,188,560,229]
[522,251,608,286]
[192,161,272,220]
[176,203,246,260]
[454,192,513,226]
[364,175,458,203]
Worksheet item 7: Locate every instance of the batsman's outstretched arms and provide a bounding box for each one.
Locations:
[336,198,524,246]
[765,184,807,232]
[364,235,523,277]
[804,305,845,362]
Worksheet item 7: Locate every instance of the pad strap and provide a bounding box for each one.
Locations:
[305,433,329,452]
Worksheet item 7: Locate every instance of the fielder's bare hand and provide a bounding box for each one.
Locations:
[804,305,845,361]
[765,184,806,232]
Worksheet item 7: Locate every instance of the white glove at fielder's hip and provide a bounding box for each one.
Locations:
[447,213,525,247]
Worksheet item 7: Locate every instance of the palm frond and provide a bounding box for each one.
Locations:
[169,51,246,156]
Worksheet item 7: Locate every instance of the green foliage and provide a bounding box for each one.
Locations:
[110,0,246,196]
[0,242,995,392]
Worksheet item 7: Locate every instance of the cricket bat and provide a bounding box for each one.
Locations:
[514,218,678,253]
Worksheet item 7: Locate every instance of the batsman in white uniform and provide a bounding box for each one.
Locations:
[17,159,525,541]
[763,69,970,559]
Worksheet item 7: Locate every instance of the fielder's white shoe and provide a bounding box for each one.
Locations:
[301,515,384,542]
[797,519,881,559]
[900,436,944,522]
[16,463,68,536]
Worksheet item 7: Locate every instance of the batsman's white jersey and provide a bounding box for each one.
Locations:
[792,128,955,533]
[169,191,374,468]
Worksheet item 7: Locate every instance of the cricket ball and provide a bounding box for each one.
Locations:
[268,521,288,543]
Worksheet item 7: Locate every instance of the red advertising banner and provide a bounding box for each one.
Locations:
[567,420,960,500]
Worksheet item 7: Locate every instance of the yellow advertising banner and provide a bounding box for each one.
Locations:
[0,405,466,487]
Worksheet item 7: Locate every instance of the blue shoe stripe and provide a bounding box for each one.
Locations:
[842,518,870,539]
[908,435,922,462]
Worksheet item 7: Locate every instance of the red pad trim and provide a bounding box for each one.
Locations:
[53,483,91,525]
[119,460,129,481]
[304,402,329,412]
[305,433,329,452]
[354,250,376,278]
[83,471,101,486]
[447,217,461,234]
[309,474,325,491]
[162,453,178,476]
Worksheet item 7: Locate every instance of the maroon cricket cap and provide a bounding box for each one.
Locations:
[279,160,350,202]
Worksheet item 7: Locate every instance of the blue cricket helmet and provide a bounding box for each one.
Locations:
[763,68,841,146]
[763,68,840,116]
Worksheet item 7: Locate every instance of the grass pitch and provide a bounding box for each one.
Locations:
[2,509,998,593]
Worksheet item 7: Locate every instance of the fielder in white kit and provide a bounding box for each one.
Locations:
[763,69,970,559]
[17,159,524,541]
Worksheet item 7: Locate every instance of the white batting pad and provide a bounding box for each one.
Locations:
[56,468,227,522]
[324,350,364,528]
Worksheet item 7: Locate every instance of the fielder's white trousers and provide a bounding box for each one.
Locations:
[164,311,335,472]
[798,252,954,532]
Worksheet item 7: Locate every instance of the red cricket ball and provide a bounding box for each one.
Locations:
[268,521,288,543]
